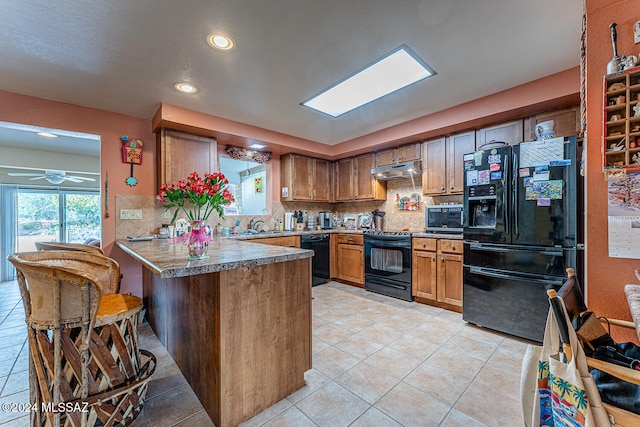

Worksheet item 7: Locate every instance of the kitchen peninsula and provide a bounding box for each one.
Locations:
[116,237,313,427]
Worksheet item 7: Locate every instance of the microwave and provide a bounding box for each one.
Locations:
[425,204,464,233]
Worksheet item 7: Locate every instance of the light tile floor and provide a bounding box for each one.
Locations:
[0,280,529,426]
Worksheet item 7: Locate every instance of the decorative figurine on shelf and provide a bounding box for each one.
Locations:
[633,103,640,118]
[121,136,143,186]
[621,55,638,71]
[633,152,640,164]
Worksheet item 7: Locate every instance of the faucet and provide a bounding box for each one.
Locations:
[249,218,265,231]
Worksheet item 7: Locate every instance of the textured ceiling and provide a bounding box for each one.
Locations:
[0,0,583,146]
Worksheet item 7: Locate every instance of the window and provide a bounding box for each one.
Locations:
[16,189,101,252]
[219,156,268,215]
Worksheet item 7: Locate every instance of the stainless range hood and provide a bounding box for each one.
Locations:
[371,160,422,180]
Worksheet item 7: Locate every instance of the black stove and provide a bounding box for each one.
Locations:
[363,231,412,301]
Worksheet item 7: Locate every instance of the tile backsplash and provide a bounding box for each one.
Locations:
[114,179,462,238]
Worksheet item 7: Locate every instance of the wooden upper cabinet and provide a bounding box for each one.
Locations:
[290,154,313,200]
[375,149,396,167]
[374,142,421,167]
[476,120,524,147]
[446,131,475,194]
[524,106,580,141]
[335,158,354,201]
[354,153,386,200]
[313,158,332,202]
[422,137,446,195]
[156,129,217,190]
[395,143,422,163]
[280,153,332,202]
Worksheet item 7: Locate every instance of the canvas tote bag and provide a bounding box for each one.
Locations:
[521,299,611,427]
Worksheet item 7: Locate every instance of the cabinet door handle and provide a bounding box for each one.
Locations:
[422,243,426,247]
[450,185,454,190]
[451,245,456,250]
[347,238,353,241]
[440,186,445,191]
[441,257,444,261]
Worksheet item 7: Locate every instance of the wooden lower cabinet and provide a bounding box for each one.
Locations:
[412,237,463,311]
[245,235,300,248]
[332,234,364,286]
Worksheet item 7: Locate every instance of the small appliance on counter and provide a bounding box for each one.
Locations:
[319,211,333,229]
[284,211,295,231]
[342,214,360,229]
[425,204,463,233]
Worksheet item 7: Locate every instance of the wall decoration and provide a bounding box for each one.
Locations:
[225,145,272,163]
[254,177,263,193]
[608,171,640,258]
[394,192,421,212]
[121,136,144,186]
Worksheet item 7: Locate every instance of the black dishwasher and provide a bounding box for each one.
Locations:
[300,234,330,286]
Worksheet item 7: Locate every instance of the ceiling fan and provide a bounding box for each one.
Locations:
[7,169,96,184]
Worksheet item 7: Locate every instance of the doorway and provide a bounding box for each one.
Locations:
[16,189,101,252]
[0,121,101,281]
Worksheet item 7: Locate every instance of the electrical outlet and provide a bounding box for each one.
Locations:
[163,210,172,219]
[635,20,640,44]
[120,209,143,220]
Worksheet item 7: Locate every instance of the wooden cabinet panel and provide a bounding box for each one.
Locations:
[413,238,438,251]
[476,120,524,147]
[156,129,217,190]
[335,158,354,201]
[438,253,463,307]
[422,137,446,195]
[336,243,364,284]
[291,155,313,200]
[412,249,437,300]
[412,237,463,309]
[336,234,363,245]
[375,149,396,167]
[446,131,475,194]
[313,159,332,202]
[281,154,333,201]
[355,153,385,200]
[375,142,421,167]
[246,236,299,248]
[524,106,579,141]
[336,155,385,201]
[438,239,463,255]
[396,143,421,163]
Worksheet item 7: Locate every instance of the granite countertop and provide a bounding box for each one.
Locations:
[116,237,313,279]
[230,229,362,240]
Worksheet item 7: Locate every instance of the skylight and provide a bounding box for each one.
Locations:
[302,45,435,117]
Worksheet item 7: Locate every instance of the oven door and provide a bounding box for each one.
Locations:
[364,237,411,283]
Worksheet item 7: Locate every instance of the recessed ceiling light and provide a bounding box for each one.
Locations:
[174,82,198,94]
[36,132,57,138]
[207,33,234,50]
[302,45,436,117]
[249,143,266,149]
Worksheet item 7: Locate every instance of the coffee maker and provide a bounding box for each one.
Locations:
[319,211,333,229]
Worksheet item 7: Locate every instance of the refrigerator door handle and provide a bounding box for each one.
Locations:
[468,243,564,257]
[503,152,509,235]
[512,151,518,237]
[469,266,564,286]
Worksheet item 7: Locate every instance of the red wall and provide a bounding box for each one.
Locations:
[586,0,640,343]
[0,90,155,295]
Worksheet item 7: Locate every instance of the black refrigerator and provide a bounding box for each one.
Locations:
[462,137,580,343]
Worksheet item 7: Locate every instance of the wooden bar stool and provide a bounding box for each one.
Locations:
[34,247,121,294]
[35,241,105,256]
[8,251,156,427]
